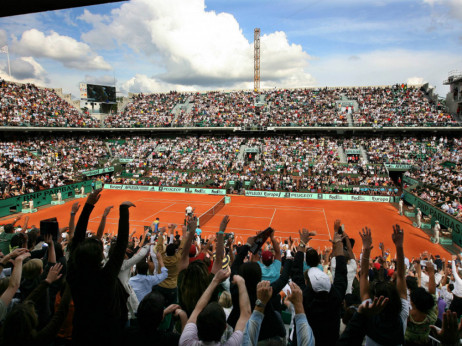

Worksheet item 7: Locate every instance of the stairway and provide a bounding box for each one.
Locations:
[337,146,347,163]
[359,145,369,163]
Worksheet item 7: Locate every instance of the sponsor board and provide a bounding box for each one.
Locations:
[103,184,226,195]
[244,190,393,202]
[385,164,414,171]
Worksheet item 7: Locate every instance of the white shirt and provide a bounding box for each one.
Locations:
[331,257,357,294]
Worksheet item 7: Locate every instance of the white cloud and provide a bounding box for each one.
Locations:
[80,0,314,89]
[407,77,426,85]
[120,74,196,94]
[0,57,49,85]
[311,49,460,95]
[13,29,112,70]
[84,74,117,86]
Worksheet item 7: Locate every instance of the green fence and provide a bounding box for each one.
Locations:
[0,181,93,218]
[403,190,462,247]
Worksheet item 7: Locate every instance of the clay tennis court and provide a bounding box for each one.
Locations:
[1,189,451,259]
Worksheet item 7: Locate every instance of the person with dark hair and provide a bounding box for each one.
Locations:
[0,263,71,346]
[228,234,293,342]
[119,291,185,346]
[338,225,409,345]
[153,223,187,306]
[405,261,437,344]
[129,252,168,304]
[179,269,251,345]
[66,189,135,345]
[291,226,348,346]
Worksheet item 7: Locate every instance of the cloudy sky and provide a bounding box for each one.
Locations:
[0,0,461,98]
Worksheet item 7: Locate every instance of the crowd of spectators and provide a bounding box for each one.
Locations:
[0,80,98,127]
[0,137,109,198]
[1,134,460,199]
[104,92,186,128]
[0,191,461,345]
[351,84,456,127]
[1,79,458,128]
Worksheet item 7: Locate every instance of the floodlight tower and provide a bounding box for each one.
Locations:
[254,28,260,92]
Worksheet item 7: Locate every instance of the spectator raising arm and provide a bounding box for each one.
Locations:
[392,224,407,299]
[68,202,80,242]
[96,205,113,240]
[178,216,197,272]
[359,227,373,301]
[286,282,315,346]
[0,250,30,319]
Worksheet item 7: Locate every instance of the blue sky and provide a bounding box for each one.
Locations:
[0,0,460,98]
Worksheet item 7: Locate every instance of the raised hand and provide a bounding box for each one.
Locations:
[219,215,230,234]
[232,274,245,285]
[87,188,102,205]
[298,228,314,244]
[45,263,63,284]
[71,202,81,214]
[103,205,114,217]
[213,268,231,283]
[358,296,389,316]
[44,233,53,245]
[257,280,273,305]
[392,224,404,247]
[334,219,341,233]
[187,216,198,233]
[163,304,181,316]
[430,310,462,344]
[359,227,373,250]
[287,281,303,303]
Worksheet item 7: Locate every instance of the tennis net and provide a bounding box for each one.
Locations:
[198,197,226,226]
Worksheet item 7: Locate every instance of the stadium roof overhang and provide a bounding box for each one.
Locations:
[2,0,127,18]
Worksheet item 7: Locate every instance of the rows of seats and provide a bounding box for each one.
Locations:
[1,79,458,127]
[1,135,459,199]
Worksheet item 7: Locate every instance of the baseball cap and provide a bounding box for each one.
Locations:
[374,262,381,271]
[387,268,395,277]
[308,267,331,293]
[261,251,274,264]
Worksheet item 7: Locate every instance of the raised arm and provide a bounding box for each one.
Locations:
[359,227,373,301]
[426,262,436,295]
[44,234,56,264]
[0,250,30,309]
[96,206,113,240]
[68,202,80,241]
[211,215,229,274]
[178,218,196,272]
[19,216,29,234]
[103,202,134,277]
[71,189,102,250]
[187,269,230,324]
[392,224,407,299]
[270,229,281,262]
[233,275,252,332]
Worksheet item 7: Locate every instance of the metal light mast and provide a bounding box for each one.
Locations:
[254,28,260,92]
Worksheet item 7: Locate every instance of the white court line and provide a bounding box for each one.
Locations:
[142,203,176,221]
[269,208,277,226]
[224,205,324,212]
[322,208,331,239]
[228,203,325,211]
[215,213,271,219]
[137,198,214,204]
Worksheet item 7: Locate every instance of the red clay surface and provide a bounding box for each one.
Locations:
[1,190,451,259]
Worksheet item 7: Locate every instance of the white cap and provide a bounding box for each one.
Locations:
[308,267,331,293]
[436,220,439,223]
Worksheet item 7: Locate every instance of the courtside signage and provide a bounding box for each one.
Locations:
[103,184,226,195]
[244,190,393,202]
